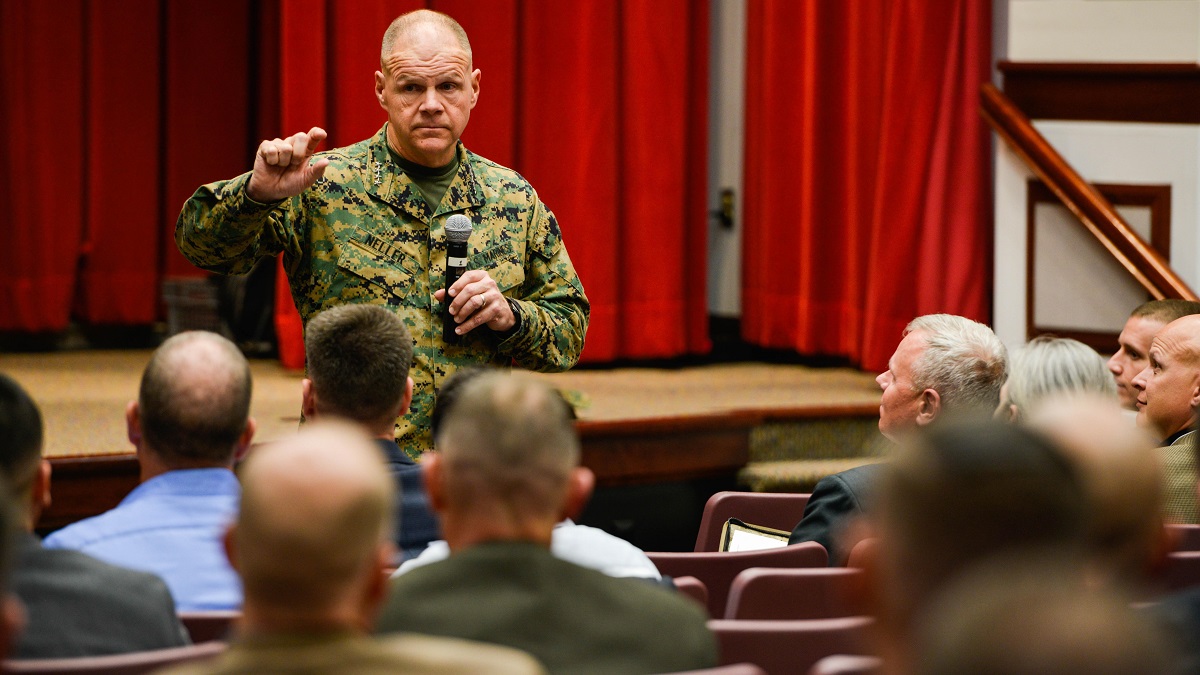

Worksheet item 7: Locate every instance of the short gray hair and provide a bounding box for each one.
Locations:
[906,314,1007,415]
[381,9,472,65]
[1005,336,1116,415]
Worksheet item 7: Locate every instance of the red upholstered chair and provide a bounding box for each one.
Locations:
[647,542,828,618]
[708,617,875,675]
[807,655,884,675]
[694,492,812,552]
[673,575,709,610]
[1161,551,1200,592]
[666,664,768,675]
[2,641,226,674]
[178,611,240,644]
[724,567,866,620]
[1166,524,1200,552]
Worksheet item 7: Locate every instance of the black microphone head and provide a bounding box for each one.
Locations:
[445,214,473,244]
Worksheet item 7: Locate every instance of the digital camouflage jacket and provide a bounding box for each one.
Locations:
[176,125,590,457]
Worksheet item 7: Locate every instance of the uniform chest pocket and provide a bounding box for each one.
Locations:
[335,238,419,301]
[470,241,524,294]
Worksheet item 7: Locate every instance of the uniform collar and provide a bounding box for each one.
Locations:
[367,125,484,222]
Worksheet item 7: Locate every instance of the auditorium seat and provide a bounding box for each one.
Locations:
[707,617,875,675]
[694,492,811,552]
[2,641,225,674]
[724,567,866,620]
[1166,524,1200,552]
[178,610,240,643]
[673,575,709,610]
[647,542,828,618]
[1161,551,1200,592]
[807,654,884,675]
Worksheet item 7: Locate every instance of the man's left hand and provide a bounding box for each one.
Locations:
[435,270,516,335]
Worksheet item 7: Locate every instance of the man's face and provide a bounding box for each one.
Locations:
[1131,322,1200,441]
[876,331,930,441]
[375,25,480,168]
[1108,315,1165,410]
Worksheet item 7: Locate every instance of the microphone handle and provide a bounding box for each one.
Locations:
[443,240,470,344]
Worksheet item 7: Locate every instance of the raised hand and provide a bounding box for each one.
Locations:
[246,127,330,202]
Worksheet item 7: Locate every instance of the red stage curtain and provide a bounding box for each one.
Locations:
[271,0,711,367]
[1,0,257,330]
[742,0,992,372]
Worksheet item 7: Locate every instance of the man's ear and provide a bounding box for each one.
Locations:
[399,377,414,416]
[234,418,257,463]
[469,68,481,109]
[360,542,395,631]
[423,454,446,514]
[125,400,142,446]
[916,389,941,426]
[374,70,387,108]
[562,467,595,521]
[0,595,26,660]
[301,379,318,420]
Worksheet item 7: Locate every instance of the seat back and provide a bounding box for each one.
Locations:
[178,611,240,644]
[1166,524,1200,552]
[647,541,828,618]
[1161,551,1200,592]
[673,575,709,610]
[725,567,866,620]
[708,617,875,675]
[2,641,225,674]
[695,492,811,552]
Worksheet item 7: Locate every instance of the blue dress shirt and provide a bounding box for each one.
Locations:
[43,468,241,611]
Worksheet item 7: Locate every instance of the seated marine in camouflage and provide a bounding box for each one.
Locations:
[175,10,589,458]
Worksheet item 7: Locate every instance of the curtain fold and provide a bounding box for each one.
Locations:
[742,0,991,372]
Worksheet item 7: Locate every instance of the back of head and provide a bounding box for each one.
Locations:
[1004,336,1116,417]
[430,365,492,439]
[305,305,413,428]
[437,373,579,522]
[917,556,1176,675]
[138,331,251,466]
[1026,394,1163,585]
[234,421,394,616]
[873,419,1086,628]
[906,314,1007,417]
[0,374,44,502]
[1132,298,1200,325]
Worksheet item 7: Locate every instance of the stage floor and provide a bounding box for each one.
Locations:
[0,350,882,458]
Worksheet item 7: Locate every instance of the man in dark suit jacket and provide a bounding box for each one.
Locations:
[376,373,717,674]
[0,373,189,658]
[302,304,441,562]
[789,314,1008,564]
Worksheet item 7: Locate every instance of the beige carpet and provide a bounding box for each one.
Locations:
[0,350,881,458]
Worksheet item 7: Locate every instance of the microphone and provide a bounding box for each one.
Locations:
[442,214,473,344]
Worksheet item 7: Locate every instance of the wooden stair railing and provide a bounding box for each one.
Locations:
[980,82,1197,301]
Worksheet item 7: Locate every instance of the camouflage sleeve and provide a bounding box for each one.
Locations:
[175,171,304,276]
[496,198,590,372]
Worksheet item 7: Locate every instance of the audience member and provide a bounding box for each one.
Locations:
[0,476,24,659]
[995,335,1115,422]
[1026,394,1165,588]
[303,304,440,562]
[1131,313,1200,523]
[161,421,542,675]
[394,366,660,580]
[1108,299,1200,411]
[917,557,1177,675]
[376,373,717,674]
[859,420,1088,673]
[44,331,252,610]
[0,373,188,658]
[789,314,1007,564]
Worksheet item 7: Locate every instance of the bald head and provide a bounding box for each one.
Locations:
[381,9,471,69]
[1027,394,1162,584]
[233,421,394,616]
[436,373,579,521]
[138,331,251,465]
[1132,314,1200,440]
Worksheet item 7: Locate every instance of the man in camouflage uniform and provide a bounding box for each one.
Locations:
[176,10,589,458]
